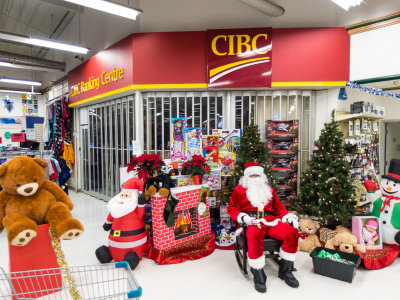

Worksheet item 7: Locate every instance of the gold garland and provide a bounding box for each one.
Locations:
[49,230,82,300]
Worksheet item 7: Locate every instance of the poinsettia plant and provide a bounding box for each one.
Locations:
[127,153,165,179]
[181,155,210,176]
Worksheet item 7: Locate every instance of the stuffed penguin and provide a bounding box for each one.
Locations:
[364,159,400,246]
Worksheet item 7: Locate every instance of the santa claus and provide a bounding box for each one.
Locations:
[95,178,147,270]
[228,162,299,293]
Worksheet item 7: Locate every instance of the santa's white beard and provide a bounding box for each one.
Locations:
[108,194,138,218]
[240,175,272,210]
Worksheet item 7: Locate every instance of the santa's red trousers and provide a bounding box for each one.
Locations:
[246,221,299,260]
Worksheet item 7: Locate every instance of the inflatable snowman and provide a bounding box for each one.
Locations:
[364,159,400,246]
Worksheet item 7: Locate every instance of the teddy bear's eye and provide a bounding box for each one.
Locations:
[16,184,21,187]
[33,179,37,182]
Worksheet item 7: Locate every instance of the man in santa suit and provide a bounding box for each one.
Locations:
[95,177,147,270]
[228,162,300,293]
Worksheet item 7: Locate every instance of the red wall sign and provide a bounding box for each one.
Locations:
[207,28,272,88]
[68,35,134,106]
[11,133,26,142]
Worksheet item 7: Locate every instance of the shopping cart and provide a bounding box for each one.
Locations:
[0,261,142,299]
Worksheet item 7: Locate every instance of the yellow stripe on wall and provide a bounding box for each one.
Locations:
[68,83,207,107]
[271,81,347,87]
[69,81,347,107]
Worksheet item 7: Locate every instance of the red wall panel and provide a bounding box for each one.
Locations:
[131,31,207,84]
[271,27,350,82]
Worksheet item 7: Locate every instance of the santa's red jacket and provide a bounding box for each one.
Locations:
[228,185,288,222]
[106,206,147,261]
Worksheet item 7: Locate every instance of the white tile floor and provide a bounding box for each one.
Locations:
[1,190,398,299]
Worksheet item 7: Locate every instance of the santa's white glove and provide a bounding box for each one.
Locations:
[282,213,299,229]
[237,213,255,226]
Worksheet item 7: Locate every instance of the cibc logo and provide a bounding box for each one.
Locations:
[207,28,272,88]
[211,34,269,56]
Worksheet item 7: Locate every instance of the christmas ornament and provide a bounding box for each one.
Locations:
[3,95,14,113]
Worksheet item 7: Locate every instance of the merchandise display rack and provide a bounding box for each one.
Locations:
[335,110,383,209]
[266,120,299,206]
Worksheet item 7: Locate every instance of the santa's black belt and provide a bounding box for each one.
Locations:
[111,227,145,237]
[244,211,273,218]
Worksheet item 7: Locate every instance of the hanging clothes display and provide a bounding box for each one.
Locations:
[44,96,74,194]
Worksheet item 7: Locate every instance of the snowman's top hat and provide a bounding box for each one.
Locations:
[382,159,400,183]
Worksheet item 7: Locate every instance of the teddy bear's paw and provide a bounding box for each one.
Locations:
[60,229,84,240]
[11,229,37,246]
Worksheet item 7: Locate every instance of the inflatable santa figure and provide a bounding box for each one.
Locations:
[95,178,147,270]
[228,162,299,293]
[364,159,400,246]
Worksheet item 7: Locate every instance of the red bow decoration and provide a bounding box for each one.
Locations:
[380,194,400,212]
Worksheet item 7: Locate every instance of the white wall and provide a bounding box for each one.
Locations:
[0,92,45,118]
[350,23,400,81]
[314,87,400,139]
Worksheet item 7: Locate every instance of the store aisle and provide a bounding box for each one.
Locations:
[0,191,398,300]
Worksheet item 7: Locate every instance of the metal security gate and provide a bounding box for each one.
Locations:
[80,96,136,200]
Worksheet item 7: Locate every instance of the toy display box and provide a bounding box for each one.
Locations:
[202,169,222,190]
[202,135,219,164]
[211,129,241,153]
[266,120,299,137]
[219,152,236,176]
[352,216,383,250]
[171,118,187,162]
[274,173,297,189]
[170,175,194,187]
[310,247,361,283]
[271,157,298,172]
[267,138,298,154]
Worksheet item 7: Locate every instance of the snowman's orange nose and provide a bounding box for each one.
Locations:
[387,186,392,191]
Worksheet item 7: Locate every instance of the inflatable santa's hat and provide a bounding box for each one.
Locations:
[122,178,143,192]
[244,161,264,177]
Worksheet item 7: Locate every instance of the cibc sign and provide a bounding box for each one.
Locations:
[207,28,272,88]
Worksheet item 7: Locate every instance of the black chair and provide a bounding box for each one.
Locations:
[234,223,283,276]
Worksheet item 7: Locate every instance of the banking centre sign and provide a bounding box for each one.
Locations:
[207,27,272,88]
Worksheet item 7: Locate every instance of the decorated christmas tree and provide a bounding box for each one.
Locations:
[293,111,356,226]
[231,122,274,184]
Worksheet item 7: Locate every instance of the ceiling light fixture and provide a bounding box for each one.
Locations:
[0,89,40,95]
[0,77,42,86]
[0,31,89,54]
[63,0,142,20]
[330,0,363,11]
[239,0,285,17]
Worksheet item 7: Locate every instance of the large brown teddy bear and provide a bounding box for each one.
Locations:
[298,219,321,253]
[0,156,83,246]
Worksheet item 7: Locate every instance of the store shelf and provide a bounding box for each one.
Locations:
[356,200,371,207]
[334,112,384,122]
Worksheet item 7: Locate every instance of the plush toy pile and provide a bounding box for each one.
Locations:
[0,156,83,246]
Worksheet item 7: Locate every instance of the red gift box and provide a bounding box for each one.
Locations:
[8,224,62,299]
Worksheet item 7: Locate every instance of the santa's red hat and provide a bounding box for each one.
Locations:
[122,178,143,192]
[244,162,264,177]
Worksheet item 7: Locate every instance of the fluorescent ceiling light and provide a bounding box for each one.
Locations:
[0,61,64,72]
[0,78,42,86]
[0,31,89,54]
[330,0,363,11]
[0,89,40,95]
[0,61,13,67]
[63,0,142,20]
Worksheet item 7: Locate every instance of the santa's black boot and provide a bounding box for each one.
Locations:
[95,245,113,264]
[278,259,299,288]
[124,252,140,270]
[250,268,267,293]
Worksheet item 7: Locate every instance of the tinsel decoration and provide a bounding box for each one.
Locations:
[50,230,82,300]
[347,81,400,98]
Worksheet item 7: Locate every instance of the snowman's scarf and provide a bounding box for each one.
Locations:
[381,194,400,212]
